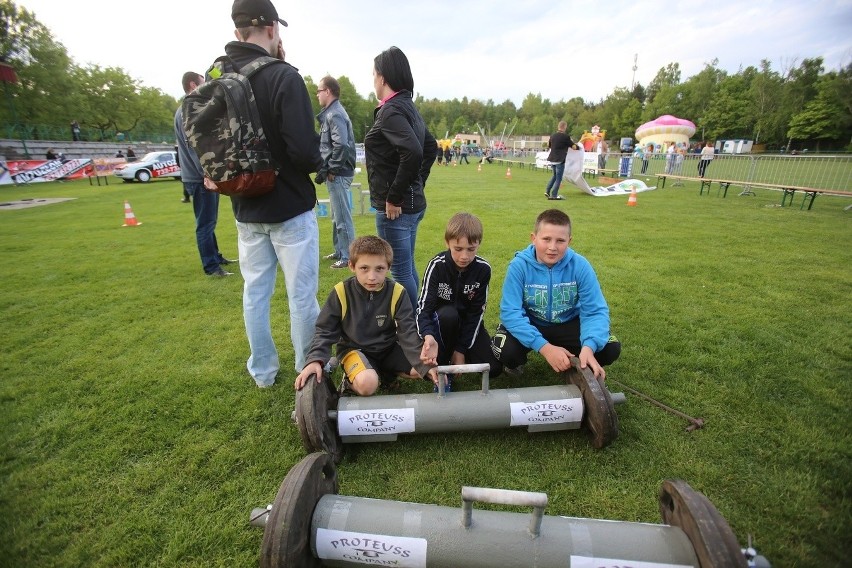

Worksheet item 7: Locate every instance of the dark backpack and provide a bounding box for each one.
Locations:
[182,56,281,197]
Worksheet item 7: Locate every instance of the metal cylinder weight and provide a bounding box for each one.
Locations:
[253,453,767,568]
[295,359,622,463]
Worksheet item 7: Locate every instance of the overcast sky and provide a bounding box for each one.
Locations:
[17,0,852,106]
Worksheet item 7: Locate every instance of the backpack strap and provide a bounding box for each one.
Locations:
[206,55,282,80]
[239,56,283,79]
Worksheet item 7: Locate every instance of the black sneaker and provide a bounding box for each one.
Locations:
[207,268,233,277]
[323,252,339,260]
[504,364,525,377]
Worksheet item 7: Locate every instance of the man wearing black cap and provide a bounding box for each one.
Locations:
[222,0,323,388]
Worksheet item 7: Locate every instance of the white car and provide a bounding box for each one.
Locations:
[114,151,181,183]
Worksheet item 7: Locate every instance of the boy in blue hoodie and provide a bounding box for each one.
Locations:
[492,209,620,380]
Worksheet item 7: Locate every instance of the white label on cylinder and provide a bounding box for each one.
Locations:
[316,527,427,567]
[509,398,582,426]
[337,408,416,436]
[570,556,691,568]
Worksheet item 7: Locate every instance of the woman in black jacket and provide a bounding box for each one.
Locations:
[365,46,436,308]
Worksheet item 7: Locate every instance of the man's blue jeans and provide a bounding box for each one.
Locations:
[328,175,356,261]
[236,211,321,386]
[185,182,223,274]
[375,209,425,308]
[545,162,566,197]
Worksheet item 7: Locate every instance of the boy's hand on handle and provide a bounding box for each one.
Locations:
[578,346,605,381]
[420,335,438,365]
[294,361,324,390]
[540,343,574,372]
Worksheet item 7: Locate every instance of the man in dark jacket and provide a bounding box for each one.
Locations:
[544,121,578,200]
[223,0,323,388]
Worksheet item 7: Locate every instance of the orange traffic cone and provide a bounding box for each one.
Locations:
[506,167,512,179]
[627,189,638,207]
[122,200,142,226]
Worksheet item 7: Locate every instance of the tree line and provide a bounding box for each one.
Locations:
[1,1,849,151]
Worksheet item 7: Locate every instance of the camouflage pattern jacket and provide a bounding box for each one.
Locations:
[223,41,322,223]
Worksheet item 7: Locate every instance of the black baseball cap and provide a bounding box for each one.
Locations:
[232,0,288,28]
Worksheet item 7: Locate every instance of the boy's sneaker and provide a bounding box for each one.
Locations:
[433,373,454,393]
[504,364,525,377]
[330,260,348,269]
[323,252,339,260]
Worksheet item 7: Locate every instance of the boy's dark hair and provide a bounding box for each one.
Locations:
[349,236,393,267]
[374,46,414,92]
[534,209,572,236]
[445,212,483,244]
[320,75,340,98]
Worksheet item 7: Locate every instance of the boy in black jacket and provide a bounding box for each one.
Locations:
[417,213,502,391]
[295,236,436,396]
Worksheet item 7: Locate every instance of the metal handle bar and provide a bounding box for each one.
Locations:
[434,363,491,395]
[461,486,548,537]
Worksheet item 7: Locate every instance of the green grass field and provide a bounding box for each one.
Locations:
[1,164,850,567]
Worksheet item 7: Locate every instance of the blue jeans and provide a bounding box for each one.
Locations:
[185,182,222,274]
[375,209,425,308]
[236,211,321,386]
[545,161,566,196]
[328,175,356,261]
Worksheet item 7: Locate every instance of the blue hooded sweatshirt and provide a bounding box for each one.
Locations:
[499,244,611,353]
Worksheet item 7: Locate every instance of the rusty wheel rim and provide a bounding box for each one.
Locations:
[659,479,747,568]
[260,453,338,568]
[564,357,619,449]
[295,374,343,463]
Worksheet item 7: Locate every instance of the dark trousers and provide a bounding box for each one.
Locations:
[185,182,224,274]
[431,305,502,377]
[697,159,710,177]
[492,319,621,369]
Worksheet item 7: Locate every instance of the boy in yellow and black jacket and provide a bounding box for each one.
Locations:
[295,236,436,396]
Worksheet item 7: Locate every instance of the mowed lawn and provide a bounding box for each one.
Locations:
[1,163,850,567]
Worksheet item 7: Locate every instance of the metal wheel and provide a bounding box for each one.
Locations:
[659,479,747,568]
[260,452,338,568]
[135,169,151,182]
[294,373,343,463]
[564,357,619,449]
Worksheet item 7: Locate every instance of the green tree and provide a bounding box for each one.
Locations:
[787,71,849,151]
[748,60,783,144]
[680,59,725,140]
[0,0,74,128]
[702,74,752,139]
[646,62,681,104]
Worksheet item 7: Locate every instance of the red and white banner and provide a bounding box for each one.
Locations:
[1,159,95,185]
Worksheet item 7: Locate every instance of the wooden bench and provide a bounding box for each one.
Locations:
[748,183,852,210]
[657,174,852,209]
[494,158,528,170]
[583,167,620,179]
[659,175,751,197]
